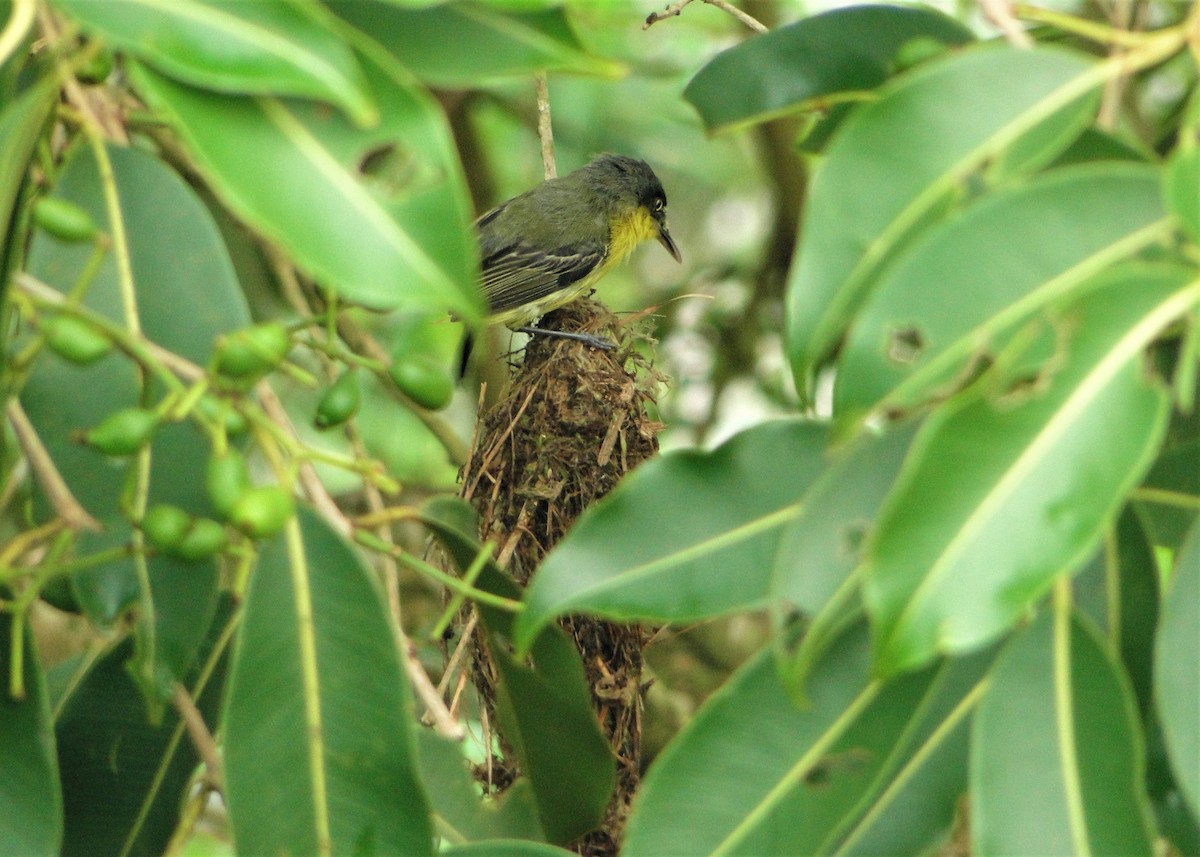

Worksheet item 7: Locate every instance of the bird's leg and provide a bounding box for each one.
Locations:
[515,325,616,351]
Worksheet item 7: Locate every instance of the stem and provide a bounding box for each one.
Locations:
[5,398,100,532]
[534,72,556,180]
[354,530,524,613]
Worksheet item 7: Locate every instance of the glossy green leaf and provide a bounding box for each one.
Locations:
[55,600,232,857]
[1164,145,1200,244]
[772,421,919,616]
[416,731,544,844]
[684,4,973,134]
[833,163,1169,425]
[864,265,1196,677]
[787,46,1100,400]
[223,507,433,857]
[327,1,622,87]
[625,621,990,856]
[54,0,377,125]
[0,77,56,296]
[1155,521,1200,819]
[21,141,249,522]
[421,500,614,845]
[1135,438,1200,549]
[130,55,481,320]
[1072,509,1158,717]
[0,614,62,857]
[971,609,1154,856]
[514,421,830,652]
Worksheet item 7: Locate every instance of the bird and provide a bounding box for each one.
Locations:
[474,153,682,350]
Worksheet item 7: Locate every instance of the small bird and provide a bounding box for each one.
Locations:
[475,153,682,349]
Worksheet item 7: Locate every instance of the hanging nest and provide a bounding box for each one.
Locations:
[459,297,665,856]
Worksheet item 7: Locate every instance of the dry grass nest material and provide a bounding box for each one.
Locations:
[461,297,665,581]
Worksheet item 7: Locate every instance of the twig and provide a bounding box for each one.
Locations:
[644,0,767,34]
[403,631,464,739]
[534,72,556,180]
[254,382,351,537]
[979,0,1033,47]
[171,683,223,789]
[5,399,100,532]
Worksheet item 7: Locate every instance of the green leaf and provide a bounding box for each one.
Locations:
[0,77,57,299]
[130,55,481,320]
[21,141,249,522]
[683,4,973,134]
[1164,144,1200,244]
[327,1,622,87]
[55,600,233,857]
[787,46,1100,400]
[0,614,62,857]
[971,608,1154,856]
[1072,509,1159,718]
[54,0,377,125]
[624,621,990,856]
[864,265,1195,677]
[772,421,920,616]
[833,163,1169,426]
[1155,521,1200,819]
[421,502,614,845]
[1135,439,1200,549]
[222,507,433,857]
[416,731,544,844]
[514,421,830,652]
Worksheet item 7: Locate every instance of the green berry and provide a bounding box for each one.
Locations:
[173,518,228,561]
[142,504,192,551]
[388,355,453,411]
[213,322,290,382]
[83,407,159,456]
[229,486,294,539]
[314,369,361,429]
[206,449,251,519]
[34,197,98,243]
[41,315,112,365]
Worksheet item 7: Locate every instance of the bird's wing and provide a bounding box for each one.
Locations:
[480,240,606,315]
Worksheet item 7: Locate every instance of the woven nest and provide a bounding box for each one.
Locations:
[459,298,665,855]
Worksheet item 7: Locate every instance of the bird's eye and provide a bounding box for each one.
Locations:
[654,198,665,212]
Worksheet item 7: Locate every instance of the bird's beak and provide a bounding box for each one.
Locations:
[657,222,682,263]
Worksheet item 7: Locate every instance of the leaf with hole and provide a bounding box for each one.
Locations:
[833,163,1169,427]
[130,53,480,319]
[864,264,1196,677]
[787,45,1100,400]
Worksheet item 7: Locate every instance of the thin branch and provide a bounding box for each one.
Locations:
[979,0,1033,47]
[171,683,223,789]
[5,399,100,532]
[534,72,556,180]
[255,381,351,537]
[644,0,767,34]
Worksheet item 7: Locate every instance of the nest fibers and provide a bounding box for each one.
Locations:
[459,297,665,855]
